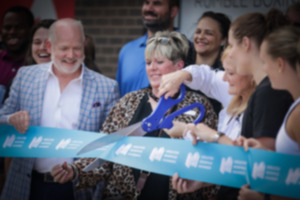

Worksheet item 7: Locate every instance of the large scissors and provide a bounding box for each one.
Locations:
[77,84,205,171]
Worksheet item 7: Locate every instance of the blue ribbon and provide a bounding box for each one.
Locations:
[0,125,299,198]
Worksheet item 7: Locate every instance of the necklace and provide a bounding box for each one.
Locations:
[148,92,159,102]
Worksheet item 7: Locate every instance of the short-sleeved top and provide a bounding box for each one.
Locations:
[116,34,149,97]
[241,77,293,138]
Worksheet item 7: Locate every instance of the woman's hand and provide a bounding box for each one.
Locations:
[172,173,205,194]
[51,162,74,183]
[233,137,265,151]
[158,70,192,99]
[238,184,264,200]
[184,123,218,144]
[164,121,187,138]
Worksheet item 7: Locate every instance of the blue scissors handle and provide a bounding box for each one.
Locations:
[142,84,185,132]
[142,85,206,132]
[158,102,205,129]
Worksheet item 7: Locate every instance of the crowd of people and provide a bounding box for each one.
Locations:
[0,0,299,200]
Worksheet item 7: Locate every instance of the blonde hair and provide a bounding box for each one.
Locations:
[145,31,189,64]
[222,46,256,116]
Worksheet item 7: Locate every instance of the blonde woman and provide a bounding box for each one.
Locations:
[51,31,218,200]
[159,46,255,141]
[159,46,256,194]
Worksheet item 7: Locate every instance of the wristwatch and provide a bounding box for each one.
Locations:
[212,132,225,143]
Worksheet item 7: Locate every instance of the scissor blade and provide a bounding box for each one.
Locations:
[83,158,107,172]
[77,122,146,155]
[77,134,122,155]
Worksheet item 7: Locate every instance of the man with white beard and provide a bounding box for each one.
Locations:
[0,18,120,200]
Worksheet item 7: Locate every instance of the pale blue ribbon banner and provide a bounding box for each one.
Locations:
[0,125,299,198]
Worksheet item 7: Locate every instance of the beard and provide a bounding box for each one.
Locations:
[142,11,172,32]
[52,54,84,75]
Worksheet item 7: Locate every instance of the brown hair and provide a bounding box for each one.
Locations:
[230,8,288,48]
[198,11,231,40]
[264,26,300,76]
[24,19,56,65]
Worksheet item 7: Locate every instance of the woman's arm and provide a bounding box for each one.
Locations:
[158,69,192,99]
[159,64,231,107]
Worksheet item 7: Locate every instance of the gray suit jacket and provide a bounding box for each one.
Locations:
[0,62,119,200]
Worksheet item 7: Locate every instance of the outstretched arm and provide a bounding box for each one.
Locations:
[158,70,192,99]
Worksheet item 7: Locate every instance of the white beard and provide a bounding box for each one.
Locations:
[52,54,84,74]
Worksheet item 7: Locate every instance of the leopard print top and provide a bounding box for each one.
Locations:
[74,87,219,200]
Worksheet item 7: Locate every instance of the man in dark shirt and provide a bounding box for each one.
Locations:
[0,5,34,195]
[0,6,34,103]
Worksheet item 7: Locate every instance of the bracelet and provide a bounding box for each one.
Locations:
[70,164,78,181]
[212,132,225,143]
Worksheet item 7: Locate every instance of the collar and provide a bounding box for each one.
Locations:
[139,34,148,47]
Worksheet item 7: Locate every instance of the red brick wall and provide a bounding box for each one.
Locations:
[75,0,145,78]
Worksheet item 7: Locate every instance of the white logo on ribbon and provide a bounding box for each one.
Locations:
[55,139,71,150]
[3,135,16,148]
[286,168,300,185]
[185,152,200,168]
[149,147,164,161]
[220,157,233,174]
[29,137,43,149]
[116,144,132,155]
[252,162,265,180]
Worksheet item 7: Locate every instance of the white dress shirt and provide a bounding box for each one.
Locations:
[34,65,83,173]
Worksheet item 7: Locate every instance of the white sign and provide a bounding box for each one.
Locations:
[178,0,300,40]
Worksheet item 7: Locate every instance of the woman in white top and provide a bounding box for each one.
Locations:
[158,46,255,196]
[236,26,300,200]
[160,46,255,140]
